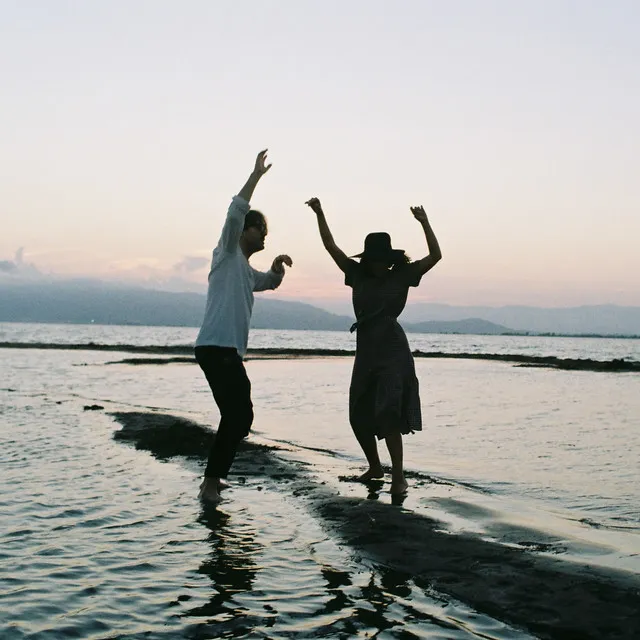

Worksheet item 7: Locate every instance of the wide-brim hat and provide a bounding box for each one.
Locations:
[352,232,405,261]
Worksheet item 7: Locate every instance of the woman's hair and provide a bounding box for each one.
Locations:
[360,251,411,274]
[243,209,268,233]
[392,252,411,268]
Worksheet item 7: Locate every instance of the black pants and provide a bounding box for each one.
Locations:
[195,346,254,479]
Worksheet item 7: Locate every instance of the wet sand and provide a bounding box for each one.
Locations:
[112,411,640,640]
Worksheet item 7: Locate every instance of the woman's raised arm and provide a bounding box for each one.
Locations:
[305,197,351,273]
[410,205,442,276]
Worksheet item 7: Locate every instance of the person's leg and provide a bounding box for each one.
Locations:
[374,370,408,493]
[197,415,236,501]
[195,347,253,502]
[204,405,252,479]
[350,381,384,480]
[353,428,384,481]
[195,347,227,503]
[384,430,408,494]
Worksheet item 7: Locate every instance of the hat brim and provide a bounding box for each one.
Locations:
[351,248,405,261]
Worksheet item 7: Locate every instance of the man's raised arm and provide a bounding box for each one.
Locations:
[238,149,272,203]
[218,150,272,253]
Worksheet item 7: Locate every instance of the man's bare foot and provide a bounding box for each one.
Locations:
[217,479,230,491]
[357,467,384,482]
[198,478,222,504]
[390,477,408,495]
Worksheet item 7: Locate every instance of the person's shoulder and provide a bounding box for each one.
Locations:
[343,258,361,287]
[344,258,361,276]
[392,260,422,286]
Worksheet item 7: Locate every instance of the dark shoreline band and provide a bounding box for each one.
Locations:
[1,341,638,372]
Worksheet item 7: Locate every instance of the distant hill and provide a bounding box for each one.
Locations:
[0,280,354,331]
[251,298,353,331]
[398,303,640,336]
[407,318,514,335]
[0,280,206,327]
[0,280,511,335]
[1,280,637,336]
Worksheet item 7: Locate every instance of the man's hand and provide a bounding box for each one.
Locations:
[305,197,323,215]
[254,149,272,177]
[271,254,293,274]
[238,149,271,202]
[410,205,429,223]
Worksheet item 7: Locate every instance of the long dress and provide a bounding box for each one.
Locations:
[344,259,424,440]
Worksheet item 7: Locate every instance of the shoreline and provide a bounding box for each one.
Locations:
[2,341,639,372]
[111,410,640,640]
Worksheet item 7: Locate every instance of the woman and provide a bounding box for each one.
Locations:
[305,197,442,494]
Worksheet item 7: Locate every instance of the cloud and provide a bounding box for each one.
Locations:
[172,255,209,273]
[101,256,208,293]
[0,248,41,278]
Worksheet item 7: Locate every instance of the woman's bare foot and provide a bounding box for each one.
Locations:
[357,467,384,482]
[390,477,408,495]
[217,479,230,491]
[198,478,222,504]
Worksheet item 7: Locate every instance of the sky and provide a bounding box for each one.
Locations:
[1,0,639,308]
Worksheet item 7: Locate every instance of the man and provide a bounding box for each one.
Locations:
[194,149,292,503]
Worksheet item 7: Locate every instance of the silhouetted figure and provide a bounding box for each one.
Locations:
[195,150,292,503]
[306,198,441,495]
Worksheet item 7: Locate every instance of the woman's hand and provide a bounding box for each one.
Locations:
[410,205,429,223]
[305,197,324,215]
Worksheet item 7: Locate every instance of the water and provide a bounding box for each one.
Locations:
[2,321,640,361]
[1,323,639,638]
[1,350,532,639]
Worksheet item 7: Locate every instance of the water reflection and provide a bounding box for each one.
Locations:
[364,481,408,507]
[182,506,441,638]
[317,566,353,616]
[182,507,261,629]
[181,503,515,639]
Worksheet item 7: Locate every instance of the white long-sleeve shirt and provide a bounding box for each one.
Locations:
[195,196,284,356]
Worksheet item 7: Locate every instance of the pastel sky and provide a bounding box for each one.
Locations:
[2,0,639,307]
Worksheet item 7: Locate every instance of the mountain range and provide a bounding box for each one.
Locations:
[0,280,638,336]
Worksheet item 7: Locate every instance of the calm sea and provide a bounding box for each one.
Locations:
[2,322,639,638]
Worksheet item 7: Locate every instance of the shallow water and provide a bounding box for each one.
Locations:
[2,364,534,639]
[4,345,638,528]
[2,325,639,638]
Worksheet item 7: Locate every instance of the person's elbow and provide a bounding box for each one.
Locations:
[322,240,335,254]
[418,252,442,274]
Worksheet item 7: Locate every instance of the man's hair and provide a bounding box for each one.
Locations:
[243,209,268,233]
